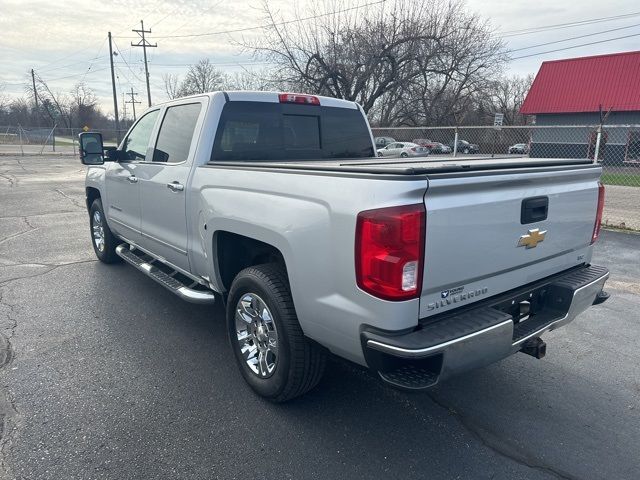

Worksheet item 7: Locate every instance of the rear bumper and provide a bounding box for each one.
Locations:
[361,264,609,389]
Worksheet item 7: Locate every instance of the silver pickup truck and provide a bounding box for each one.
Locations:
[79,91,609,401]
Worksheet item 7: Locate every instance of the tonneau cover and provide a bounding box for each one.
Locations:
[208,156,594,175]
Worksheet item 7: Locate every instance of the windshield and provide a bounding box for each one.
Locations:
[212,101,374,161]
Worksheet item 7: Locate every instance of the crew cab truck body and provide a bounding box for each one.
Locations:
[79,91,609,401]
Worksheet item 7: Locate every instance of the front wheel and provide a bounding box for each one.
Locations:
[89,199,120,263]
[227,264,326,402]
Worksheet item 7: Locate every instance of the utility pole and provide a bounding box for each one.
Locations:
[125,87,141,121]
[31,69,40,126]
[31,69,39,111]
[108,32,121,143]
[131,20,157,107]
[122,92,127,122]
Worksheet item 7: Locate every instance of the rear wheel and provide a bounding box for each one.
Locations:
[89,199,120,263]
[401,152,409,158]
[463,148,470,154]
[227,263,326,402]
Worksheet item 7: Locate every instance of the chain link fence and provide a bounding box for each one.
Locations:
[2,123,639,188]
[371,125,640,188]
[0,125,121,156]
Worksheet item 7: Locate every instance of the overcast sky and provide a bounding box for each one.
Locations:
[1,0,638,118]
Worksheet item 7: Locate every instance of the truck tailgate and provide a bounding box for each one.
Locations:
[420,165,602,318]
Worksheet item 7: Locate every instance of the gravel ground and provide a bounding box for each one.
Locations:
[0,155,639,480]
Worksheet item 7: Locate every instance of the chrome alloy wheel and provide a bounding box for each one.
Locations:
[235,293,279,378]
[92,210,105,252]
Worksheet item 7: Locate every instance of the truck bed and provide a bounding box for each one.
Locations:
[208,156,594,176]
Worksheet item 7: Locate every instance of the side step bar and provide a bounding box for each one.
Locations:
[115,244,215,305]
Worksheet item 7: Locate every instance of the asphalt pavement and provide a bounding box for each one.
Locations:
[0,155,639,480]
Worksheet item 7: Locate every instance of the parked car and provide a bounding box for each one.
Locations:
[78,91,609,402]
[412,139,451,154]
[434,142,452,154]
[377,142,430,158]
[412,138,439,151]
[509,143,529,154]
[449,139,480,154]
[375,136,395,148]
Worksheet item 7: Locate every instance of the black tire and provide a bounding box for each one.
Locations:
[400,152,409,158]
[463,148,470,154]
[89,198,120,263]
[226,263,326,402]
[377,152,383,157]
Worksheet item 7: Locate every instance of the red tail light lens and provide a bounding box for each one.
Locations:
[411,147,417,152]
[278,93,320,105]
[591,182,605,244]
[355,204,426,301]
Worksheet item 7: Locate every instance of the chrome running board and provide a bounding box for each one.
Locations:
[115,244,215,305]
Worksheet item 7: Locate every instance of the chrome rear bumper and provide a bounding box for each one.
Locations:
[362,265,609,389]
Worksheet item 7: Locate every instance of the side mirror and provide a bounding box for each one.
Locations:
[79,132,104,165]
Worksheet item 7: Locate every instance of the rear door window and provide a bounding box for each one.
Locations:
[212,101,373,161]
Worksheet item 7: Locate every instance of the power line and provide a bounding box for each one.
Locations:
[151,0,387,39]
[509,23,640,52]
[36,39,106,70]
[156,0,225,37]
[501,11,640,37]
[149,3,190,29]
[79,37,108,84]
[510,31,640,60]
[149,61,274,67]
[113,39,144,83]
[39,66,111,82]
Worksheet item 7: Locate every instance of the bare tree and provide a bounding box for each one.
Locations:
[238,0,505,122]
[224,69,273,91]
[25,72,71,127]
[486,74,534,125]
[0,83,9,113]
[162,73,181,100]
[180,59,226,96]
[70,82,99,127]
[163,60,228,99]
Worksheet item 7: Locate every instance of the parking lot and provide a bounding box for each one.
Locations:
[0,155,639,480]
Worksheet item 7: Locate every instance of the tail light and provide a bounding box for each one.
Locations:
[355,204,426,301]
[591,182,605,244]
[411,147,417,152]
[278,93,320,105]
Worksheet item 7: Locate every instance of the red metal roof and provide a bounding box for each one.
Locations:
[520,50,640,114]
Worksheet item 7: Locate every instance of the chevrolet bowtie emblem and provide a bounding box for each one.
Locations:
[517,228,547,249]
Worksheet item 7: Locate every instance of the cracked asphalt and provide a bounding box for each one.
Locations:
[0,155,639,480]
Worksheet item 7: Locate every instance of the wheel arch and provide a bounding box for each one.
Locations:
[214,230,289,293]
[86,186,101,211]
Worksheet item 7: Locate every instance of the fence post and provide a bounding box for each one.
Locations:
[18,124,24,156]
[593,125,602,163]
[40,124,57,155]
[72,128,76,156]
[453,127,459,157]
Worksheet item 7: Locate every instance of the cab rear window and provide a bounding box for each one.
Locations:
[212,101,373,161]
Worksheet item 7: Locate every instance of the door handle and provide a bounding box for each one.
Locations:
[127,175,138,183]
[167,181,184,192]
